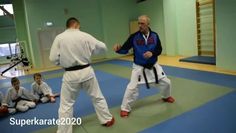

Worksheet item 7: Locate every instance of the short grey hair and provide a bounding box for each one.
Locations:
[138,15,150,24]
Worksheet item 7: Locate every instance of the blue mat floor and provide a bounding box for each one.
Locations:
[179,56,216,65]
[140,91,236,133]
[0,70,159,133]
[1,59,236,133]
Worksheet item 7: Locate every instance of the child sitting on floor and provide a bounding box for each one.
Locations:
[2,77,36,113]
[31,73,59,103]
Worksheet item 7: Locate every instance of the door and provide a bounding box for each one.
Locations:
[38,28,64,68]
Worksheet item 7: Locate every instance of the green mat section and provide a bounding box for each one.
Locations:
[34,63,233,133]
[94,63,132,79]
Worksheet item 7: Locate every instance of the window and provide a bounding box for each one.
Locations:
[0,4,14,16]
[0,43,11,56]
[10,43,20,55]
[0,43,19,57]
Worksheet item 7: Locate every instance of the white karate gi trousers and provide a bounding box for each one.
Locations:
[57,76,112,133]
[121,63,172,112]
[16,100,36,112]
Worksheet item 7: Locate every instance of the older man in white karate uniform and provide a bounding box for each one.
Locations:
[114,15,175,117]
[49,17,114,133]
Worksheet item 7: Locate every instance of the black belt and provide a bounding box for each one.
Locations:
[143,66,158,89]
[38,93,44,98]
[65,64,90,71]
[13,97,31,108]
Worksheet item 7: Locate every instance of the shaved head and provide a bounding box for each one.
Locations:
[66,17,80,28]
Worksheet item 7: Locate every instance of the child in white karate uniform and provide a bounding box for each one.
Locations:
[31,73,59,103]
[3,77,36,113]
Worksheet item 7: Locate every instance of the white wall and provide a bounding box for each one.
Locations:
[163,0,197,56]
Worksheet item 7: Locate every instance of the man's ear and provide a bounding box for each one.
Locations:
[75,23,80,29]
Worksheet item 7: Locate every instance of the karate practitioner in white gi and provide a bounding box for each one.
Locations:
[49,17,114,133]
[3,77,36,113]
[31,73,59,103]
[113,15,175,117]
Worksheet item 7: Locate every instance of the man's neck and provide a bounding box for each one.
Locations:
[142,29,150,36]
[143,31,150,38]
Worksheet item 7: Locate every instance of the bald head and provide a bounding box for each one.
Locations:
[138,15,150,25]
[138,15,150,34]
